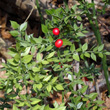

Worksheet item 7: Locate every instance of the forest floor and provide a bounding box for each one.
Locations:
[0,0,110,109]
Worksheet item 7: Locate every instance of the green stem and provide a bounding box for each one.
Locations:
[36,0,44,24]
[87,0,110,94]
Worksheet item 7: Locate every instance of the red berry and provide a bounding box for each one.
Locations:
[84,77,89,81]
[53,28,60,35]
[61,65,63,68]
[55,39,63,48]
[59,62,61,65]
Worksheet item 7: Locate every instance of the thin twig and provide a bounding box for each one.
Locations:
[24,1,35,22]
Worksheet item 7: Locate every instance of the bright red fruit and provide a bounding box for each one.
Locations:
[55,39,63,48]
[59,62,61,65]
[53,28,60,35]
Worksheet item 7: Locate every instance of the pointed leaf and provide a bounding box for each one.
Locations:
[73,53,80,61]
[47,85,52,92]
[91,53,96,61]
[22,55,33,63]
[20,22,27,31]
[56,84,64,90]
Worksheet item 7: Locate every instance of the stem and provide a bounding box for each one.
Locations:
[36,0,44,24]
[87,0,110,94]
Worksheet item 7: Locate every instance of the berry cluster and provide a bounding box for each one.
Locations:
[53,28,63,68]
[53,28,63,48]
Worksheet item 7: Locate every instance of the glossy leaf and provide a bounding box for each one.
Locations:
[46,52,55,59]
[10,21,19,29]
[82,43,88,52]
[91,53,96,61]
[10,31,20,37]
[56,84,64,90]
[77,102,83,109]
[32,67,40,72]
[70,44,75,52]
[20,22,27,31]
[36,53,42,62]
[31,99,41,105]
[84,52,90,58]
[98,44,104,51]
[43,75,52,82]
[41,24,48,34]
[73,53,80,61]
[47,85,52,92]
[22,55,33,63]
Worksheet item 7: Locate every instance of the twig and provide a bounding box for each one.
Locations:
[24,0,35,22]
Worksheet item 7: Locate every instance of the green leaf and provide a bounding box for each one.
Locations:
[80,53,84,59]
[74,23,79,31]
[68,103,76,108]
[77,16,82,21]
[41,24,48,34]
[98,53,103,58]
[7,88,12,93]
[42,60,49,64]
[46,8,55,15]
[36,53,42,62]
[33,37,42,44]
[10,30,20,37]
[33,105,41,110]
[10,21,19,29]
[57,107,66,110]
[64,16,70,24]
[62,39,72,46]
[46,45,53,51]
[20,22,27,31]
[13,104,19,110]
[82,97,88,101]
[88,93,98,100]
[68,74,73,81]
[76,32,85,37]
[21,47,31,56]
[22,55,33,63]
[46,52,55,59]
[80,24,83,30]
[43,75,52,82]
[94,100,104,105]
[14,54,20,62]
[47,85,52,92]
[70,44,75,52]
[98,44,104,51]
[80,85,88,94]
[33,83,42,90]
[73,53,80,61]
[56,84,64,90]
[84,52,90,58]
[31,46,36,55]
[18,102,25,107]
[48,36,53,43]
[71,4,77,11]
[32,67,40,72]
[91,53,96,61]
[105,52,110,55]
[51,77,58,83]
[31,99,41,105]
[82,43,88,52]
[77,102,83,109]
[7,59,18,66]
[93,46,98,52]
